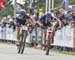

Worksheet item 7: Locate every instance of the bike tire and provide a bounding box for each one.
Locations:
[17,30,27,54]
[46,33,51,55]
[21,30,27,54]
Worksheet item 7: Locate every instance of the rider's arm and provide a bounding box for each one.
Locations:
[29,15,35,26]
[55,17,62,27]
[15,17,20,26]
[13,17,17,25]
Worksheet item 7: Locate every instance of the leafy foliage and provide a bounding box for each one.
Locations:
[0,0,75,17]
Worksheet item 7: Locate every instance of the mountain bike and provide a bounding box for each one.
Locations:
[45,27,54,55]
[17,25,28,54]
[46,21,57,55]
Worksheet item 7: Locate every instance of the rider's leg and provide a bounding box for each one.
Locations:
[16,26,20,45]
[43,29,47,50]
[46,29,49,41]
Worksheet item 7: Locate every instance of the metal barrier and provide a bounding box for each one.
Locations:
[0,25,73,49]
[53,25,73,48]
[0,26,16,42]
[30,27,43,47]
[0,26,43,46]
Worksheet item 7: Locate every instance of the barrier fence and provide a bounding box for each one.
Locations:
[0,25,75,49]
[0,26,16,41]
[53,25,73,48]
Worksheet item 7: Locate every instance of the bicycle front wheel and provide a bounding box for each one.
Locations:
[18,30,27,54]
[46,32,51,55]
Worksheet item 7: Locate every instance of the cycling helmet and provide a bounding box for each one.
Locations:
[19,9,26,15]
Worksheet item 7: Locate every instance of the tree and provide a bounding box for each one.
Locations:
[69,0,75,5]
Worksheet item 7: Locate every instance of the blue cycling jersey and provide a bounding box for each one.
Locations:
[40,13,53,28]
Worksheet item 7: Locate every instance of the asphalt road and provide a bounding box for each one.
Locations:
[0,43,75,60]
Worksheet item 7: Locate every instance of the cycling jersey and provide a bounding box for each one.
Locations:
[40,13,53,28]
[16,15,30,25]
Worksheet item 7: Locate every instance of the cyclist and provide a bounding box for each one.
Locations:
[39,12,62,50]
[15,9,35,45]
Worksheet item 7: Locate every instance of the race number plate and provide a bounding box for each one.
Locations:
[47,27,53,32]
[21,26,28,31]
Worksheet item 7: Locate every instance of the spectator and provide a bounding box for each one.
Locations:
[33,9,39,21]
[66,11,73,21]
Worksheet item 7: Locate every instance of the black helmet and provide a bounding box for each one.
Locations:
[19,9,26,15]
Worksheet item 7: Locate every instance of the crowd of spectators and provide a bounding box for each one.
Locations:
[0,15,16,32]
